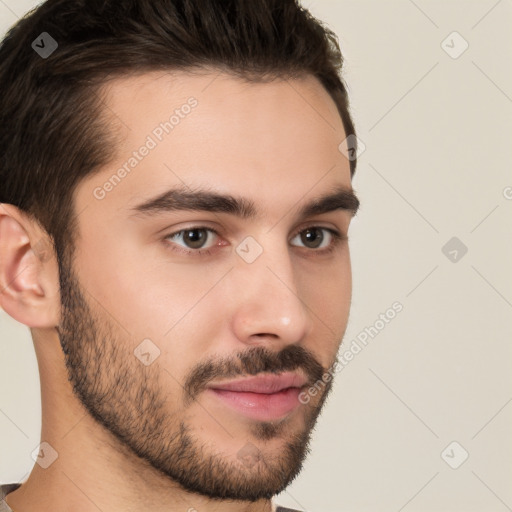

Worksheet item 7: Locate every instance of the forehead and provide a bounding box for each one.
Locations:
[76,70,351,222]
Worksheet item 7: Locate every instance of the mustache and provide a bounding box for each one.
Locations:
[183,344,327,405]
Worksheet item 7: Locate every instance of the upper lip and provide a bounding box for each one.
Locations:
[207,372,308,394]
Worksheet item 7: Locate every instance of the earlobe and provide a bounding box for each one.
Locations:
[0,203,60,328]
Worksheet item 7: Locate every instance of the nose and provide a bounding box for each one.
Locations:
[228,236,313,349]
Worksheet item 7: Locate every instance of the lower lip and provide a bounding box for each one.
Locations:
[207,387,302,421]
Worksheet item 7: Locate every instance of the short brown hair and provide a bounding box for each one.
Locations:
[0,0,357,264]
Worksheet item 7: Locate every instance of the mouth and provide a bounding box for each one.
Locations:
[206,372,307,421]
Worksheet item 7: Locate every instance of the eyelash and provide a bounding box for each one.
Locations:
[163,225,347,257]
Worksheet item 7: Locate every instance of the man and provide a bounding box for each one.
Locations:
[0,0,360,510]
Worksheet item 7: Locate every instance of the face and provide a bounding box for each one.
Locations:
[56,70,357,501]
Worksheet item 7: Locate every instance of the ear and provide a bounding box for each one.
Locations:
[0,203,60,327]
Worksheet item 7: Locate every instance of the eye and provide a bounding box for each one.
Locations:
[163,225,346,257]
[164,227,220,254]
[290,226,345,252]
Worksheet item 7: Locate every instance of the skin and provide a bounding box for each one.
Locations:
[0,70,357,512]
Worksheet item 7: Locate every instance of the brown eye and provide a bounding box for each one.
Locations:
[300,227,324,249]
[182,229,209,249]
[165,227,218,251]
[291,227,339,251]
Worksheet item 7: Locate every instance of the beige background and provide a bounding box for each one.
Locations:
[1,1,511,511]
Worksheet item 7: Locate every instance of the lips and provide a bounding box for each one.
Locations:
[207,372,307,394]
[206,372,307,421]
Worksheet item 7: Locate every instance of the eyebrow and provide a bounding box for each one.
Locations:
[129,184,360,220]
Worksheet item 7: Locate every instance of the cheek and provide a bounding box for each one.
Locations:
[298,250,352,347]
[77,244,223,393]
[75,229,223,352]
